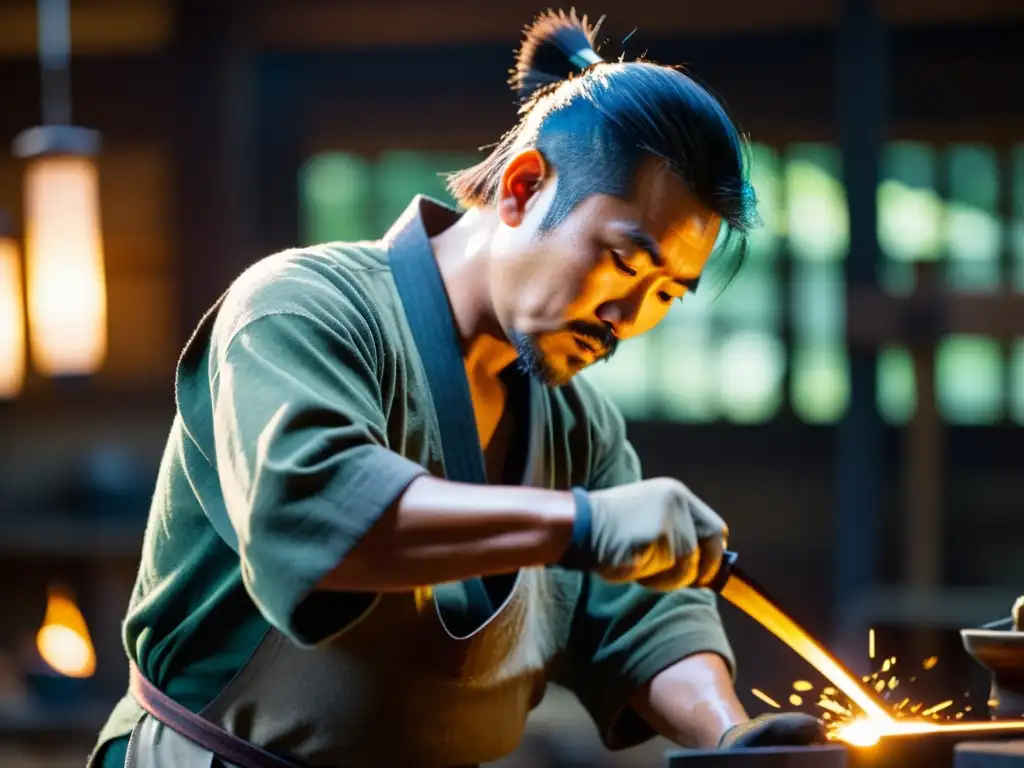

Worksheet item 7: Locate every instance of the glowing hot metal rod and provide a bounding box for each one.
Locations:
[707,551,891,721]
[707,551,1024,747]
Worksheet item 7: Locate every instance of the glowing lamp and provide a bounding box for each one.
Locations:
[0,213,27,399]
[36,585,96,679]
[13,126,106,378]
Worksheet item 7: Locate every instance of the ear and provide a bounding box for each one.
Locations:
[497,148,548,228]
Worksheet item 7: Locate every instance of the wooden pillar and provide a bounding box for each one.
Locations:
[253,53,307,256]
[833,0,887,657]
[903,261,945,590]
[172,0,257,339]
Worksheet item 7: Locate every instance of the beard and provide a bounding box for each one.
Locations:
[510,320,618,388]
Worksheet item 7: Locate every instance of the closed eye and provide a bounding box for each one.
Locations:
[608,250,637,277]
[658,290,686,304]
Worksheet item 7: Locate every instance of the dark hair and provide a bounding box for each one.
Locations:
[447,9,760,290]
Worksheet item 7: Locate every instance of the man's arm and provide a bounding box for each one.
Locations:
[319,476,576,591]
[209,271,579,647]
[628,652,747,748]
[552,378,743,749]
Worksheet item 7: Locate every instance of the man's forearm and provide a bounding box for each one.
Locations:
[629,652,748,749]
[318,475,576,592]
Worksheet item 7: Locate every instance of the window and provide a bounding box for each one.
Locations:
[1014,146,1024,292]
[874,142,1009,426]
[787,144,850,423]
[875,142,940,423]
[300,151,477,244]
[300,145,1024,426]
[300,153,375,243]
[637,141,786,424]
[938,145,1005,425]
[1011,145,1024,423]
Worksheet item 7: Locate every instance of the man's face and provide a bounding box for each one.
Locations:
[488,150,722,387]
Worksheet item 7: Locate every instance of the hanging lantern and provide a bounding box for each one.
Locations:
[0,212,27,399]
[12,0,107,379]
[13,128,106,378]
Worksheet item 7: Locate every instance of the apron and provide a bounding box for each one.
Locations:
[122,199,574,767]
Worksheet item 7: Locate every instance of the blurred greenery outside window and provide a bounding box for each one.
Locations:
[301,142,1024,426]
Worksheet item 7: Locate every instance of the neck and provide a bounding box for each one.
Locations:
[430,206,518,379]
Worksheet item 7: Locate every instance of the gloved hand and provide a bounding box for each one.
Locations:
[718,713,828,748]
[1013,594,1023,631]
[563,478,728,591]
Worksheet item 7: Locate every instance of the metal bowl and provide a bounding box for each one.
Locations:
[961,629,1024,719]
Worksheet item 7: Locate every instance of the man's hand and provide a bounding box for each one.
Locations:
[718,713,828,748]
[585,478,728,590]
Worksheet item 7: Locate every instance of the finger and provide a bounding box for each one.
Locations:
[638,547,700,591]
[631,537,677,581]
[598,538,674,583]
[695,530,727,588]
[689,493,728,541]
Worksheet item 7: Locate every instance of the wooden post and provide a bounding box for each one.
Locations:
[903,261,945,591]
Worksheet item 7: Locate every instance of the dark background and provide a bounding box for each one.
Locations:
[0,0,1022,765]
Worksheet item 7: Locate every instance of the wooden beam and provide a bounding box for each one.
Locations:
[251,0,1024,51]
[252,0,839,51]
[0,0,173,58]
[882,0,1024,25]
[847,289,1024,346]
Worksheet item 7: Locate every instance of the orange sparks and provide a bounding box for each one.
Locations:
[921,701,954,717]
[722,571,1024,749]
[817,698,853,718]
[751,688,781,709]
[793,681,814,692]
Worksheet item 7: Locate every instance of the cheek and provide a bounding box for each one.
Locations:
[525,244,599,315]
[631,298,673,337]
[563,263,623,316]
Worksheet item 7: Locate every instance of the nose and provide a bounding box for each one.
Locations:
[595,292,644,338]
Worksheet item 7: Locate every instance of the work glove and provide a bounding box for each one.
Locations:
[1013,594,1023,631]
[560,478,728,591]
[718,713,829,748]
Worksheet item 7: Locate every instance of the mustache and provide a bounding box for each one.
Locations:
[566,320,618,359]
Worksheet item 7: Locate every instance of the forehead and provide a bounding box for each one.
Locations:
[631,159,720,268]
[562,158,720,277]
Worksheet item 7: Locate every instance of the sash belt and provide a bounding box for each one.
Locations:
[128,663,480,768]
[129,662,304,768]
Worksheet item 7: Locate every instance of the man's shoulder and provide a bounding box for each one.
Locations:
[212,241,398,348]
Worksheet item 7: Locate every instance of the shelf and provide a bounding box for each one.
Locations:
[0,515,146,560]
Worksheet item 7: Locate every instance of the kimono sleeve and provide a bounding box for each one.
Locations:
[208,284,428,648]
[555,383,736,750]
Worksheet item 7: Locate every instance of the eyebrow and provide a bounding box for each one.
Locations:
[622,225,701,291]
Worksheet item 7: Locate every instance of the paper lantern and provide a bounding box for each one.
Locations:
[0,222,26,399]
[14,126,107,378]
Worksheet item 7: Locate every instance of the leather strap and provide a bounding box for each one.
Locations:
[129,662,304,768]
